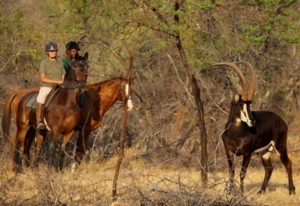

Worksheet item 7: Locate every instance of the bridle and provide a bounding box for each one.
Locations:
[60,79,87,89]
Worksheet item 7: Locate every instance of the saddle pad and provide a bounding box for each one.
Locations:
[26,94,38,109]
[26,87,58,109]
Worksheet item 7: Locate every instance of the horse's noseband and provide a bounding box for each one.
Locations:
[78,79,87,87]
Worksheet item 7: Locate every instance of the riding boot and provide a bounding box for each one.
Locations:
[36,103,46,130]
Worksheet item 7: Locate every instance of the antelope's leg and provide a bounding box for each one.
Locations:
[225,150,235,192]
[258,156,273,194]
[240,155,251,193]
[279,149,296,194]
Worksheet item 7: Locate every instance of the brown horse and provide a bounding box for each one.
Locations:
[2,53,89,172]
[74,76,134,163]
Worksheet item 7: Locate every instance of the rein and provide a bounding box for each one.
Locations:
[60,80,86,89]
[60,85,81,89]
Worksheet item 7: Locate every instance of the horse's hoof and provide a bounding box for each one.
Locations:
[71,162,77,173]
[240,187,244,193]
[257,190,265,194]
[289,190,296,195]
[16,169,24,174]
[225,185,236,195]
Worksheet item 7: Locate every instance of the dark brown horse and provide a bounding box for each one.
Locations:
[2,53,89,172]
[74,76,134,163]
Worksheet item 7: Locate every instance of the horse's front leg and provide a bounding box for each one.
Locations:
[58,130,76,170]
[33,131,45,168]
[75,127,90,164]
[240,155,251,193]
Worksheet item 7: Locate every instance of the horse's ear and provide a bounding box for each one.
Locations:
[84,52,88,61]
[129,76,135,84]
[74,53,80,60]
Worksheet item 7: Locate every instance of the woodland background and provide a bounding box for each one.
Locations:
[0,0,299,205]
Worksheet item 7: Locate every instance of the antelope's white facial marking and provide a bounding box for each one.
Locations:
[125,83,129,97]
[240,103,253,127]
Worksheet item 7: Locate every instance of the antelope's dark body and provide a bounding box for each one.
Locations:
[223,111,288,157]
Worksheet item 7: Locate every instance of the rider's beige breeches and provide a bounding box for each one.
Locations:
[36,87,52,104]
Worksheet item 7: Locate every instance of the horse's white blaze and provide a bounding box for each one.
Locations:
[240,103,253,127]
[127,98,133,111]
[125,83,129,97]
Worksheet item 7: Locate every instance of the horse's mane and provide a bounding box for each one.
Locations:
[64,55,88,82]
[87,76,126,88]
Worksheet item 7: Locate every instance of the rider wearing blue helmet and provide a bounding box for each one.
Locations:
[36,41,65,130]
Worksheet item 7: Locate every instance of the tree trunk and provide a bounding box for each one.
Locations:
[175,1,208,185]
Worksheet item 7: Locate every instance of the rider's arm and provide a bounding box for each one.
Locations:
[39,73,63,84]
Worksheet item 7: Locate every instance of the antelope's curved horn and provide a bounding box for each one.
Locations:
[238,61,256,101]
[212,62,248,101]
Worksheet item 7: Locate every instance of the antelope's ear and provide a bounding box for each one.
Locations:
[233,94,240,103]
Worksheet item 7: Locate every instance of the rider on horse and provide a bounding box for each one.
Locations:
[36,41,65,130]
[61,41,81,76]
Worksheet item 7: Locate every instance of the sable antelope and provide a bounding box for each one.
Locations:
[2,53,89,172]
[213,61,295,195]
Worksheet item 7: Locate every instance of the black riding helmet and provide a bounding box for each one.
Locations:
[45,41,58,52]
[66,41,80,50]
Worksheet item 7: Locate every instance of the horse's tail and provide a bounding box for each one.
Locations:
[1,93,17,144]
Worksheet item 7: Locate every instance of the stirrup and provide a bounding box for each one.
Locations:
[37,122,46,130]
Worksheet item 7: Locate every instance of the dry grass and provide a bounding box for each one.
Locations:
[1,142,300,206]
